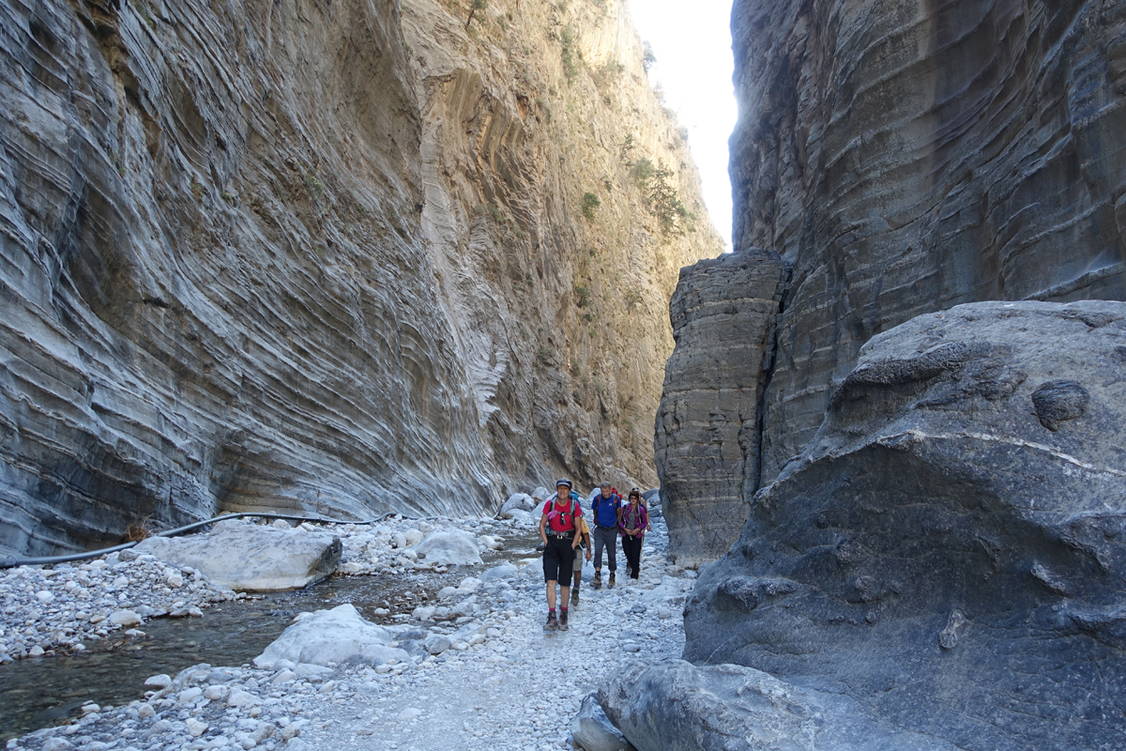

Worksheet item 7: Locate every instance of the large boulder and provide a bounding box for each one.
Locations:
[598,660,957,751]
[254,604,408,669]
[683,301,1126,750]
[411,529,481,566]
[571,694,634,751]
[135,519,340,591]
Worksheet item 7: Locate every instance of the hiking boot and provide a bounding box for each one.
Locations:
[545,611,558,630]
[592,572,602,589]
[571,587,580,604]
[608,572,616,588]
[559,609,569,630]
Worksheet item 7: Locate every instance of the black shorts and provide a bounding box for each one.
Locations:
[542,536,576,586]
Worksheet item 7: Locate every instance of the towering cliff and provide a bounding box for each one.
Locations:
[658,0,1126,562]
[735,0,1126,482]
[0,0,722,556]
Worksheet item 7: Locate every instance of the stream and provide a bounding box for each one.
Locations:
[0,533,539,742]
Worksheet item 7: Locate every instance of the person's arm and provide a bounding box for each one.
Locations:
[539,509,548,546]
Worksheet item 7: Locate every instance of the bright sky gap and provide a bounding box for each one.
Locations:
[628,0,736,252]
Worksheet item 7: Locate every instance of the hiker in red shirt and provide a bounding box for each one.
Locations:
[539,479,583,630]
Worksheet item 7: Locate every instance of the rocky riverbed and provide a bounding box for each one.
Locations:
[4,496,690,750]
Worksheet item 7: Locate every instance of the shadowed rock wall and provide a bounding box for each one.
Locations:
[657,0,1126,563]
[733,0,1126,482]
[680,301,1126,750]
[0,0,722,556]
[654,249,786,564]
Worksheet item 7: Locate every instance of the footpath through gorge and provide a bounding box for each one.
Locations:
[3,493,693,751]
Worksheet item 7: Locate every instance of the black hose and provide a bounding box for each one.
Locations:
[0,511,397,569]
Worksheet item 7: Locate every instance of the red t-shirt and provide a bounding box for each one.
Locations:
[543,496,582,533]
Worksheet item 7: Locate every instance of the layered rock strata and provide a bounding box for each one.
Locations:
[0,0,721,555]
[659,0,1126,561]
[654,249,786,564]
[682,301,1126,750]
[732,0,1126,482]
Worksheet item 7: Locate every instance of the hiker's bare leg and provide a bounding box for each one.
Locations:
[560,585,570,602]
[546,581,557,610]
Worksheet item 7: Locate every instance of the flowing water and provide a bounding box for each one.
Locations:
[0,535,540,742]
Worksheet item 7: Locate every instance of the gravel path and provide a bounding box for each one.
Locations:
[5,501,692,751]
[295,509,690,750]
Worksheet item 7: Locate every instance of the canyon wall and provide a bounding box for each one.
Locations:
[0,0,722,556]
[658,0,1125,562]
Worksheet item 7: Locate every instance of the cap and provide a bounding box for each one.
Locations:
[555,478,573,489]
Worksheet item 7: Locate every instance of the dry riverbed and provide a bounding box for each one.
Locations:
[3,497,692,750]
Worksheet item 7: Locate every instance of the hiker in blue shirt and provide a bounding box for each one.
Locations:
[589,484,622,588]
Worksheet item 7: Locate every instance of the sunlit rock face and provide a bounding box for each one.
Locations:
[0,0,722,556]
[731,0,1126,483]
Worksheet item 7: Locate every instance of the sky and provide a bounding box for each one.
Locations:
[628,0,737,251]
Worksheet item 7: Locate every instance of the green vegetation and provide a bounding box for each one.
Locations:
[630,157,655,183]
[465,0,487,30]
[574,284,591,308]
[581,192,601,220]
[560,26,579,81]
[644,163,695,236]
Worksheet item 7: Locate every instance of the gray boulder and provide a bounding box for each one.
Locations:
[134,519,340,591]
[571,693,634,751]
[683,301,1126,750]
[598,660,958,751]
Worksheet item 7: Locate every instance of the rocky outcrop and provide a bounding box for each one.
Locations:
[658,0,1126,561]
[135,519,341,591]
[731,0,1126,482]
[681,301,1126,750]
[598,660,959,751]
[654,249,786,564]
[0,0,722,555]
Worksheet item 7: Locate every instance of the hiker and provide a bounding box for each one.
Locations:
[539,479,583,629]
[570,514,592,603]
[589,484,622,588]
[618,488,650,579]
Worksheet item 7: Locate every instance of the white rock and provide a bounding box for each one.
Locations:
[178,687,203,704]
[144,673,173,689]
[254,604,408,669]
[42,739,73,751]
[403,529,424,546]
[185,717,209,737]
[137,703,156,719]
[227,688,260,707]
[411,530,481,566]
[80,702,100,714]
[35,590,55,603]
[481,562,518,581]
[400,707,422,722]
[28,645,45,657]
[108,609,142,627]
[203,684,230,701]
[134,519,341,591]
[165,571,184,588]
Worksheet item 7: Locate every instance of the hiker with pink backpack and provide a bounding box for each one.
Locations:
[539,479,584,630]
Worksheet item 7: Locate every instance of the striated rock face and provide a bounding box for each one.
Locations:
[653,249,786,564]
[0,0,722,555]
[731,0,1126,482]
[657,0,1126,561]
[682,301,1126,750]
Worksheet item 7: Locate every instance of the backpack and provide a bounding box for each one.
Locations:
[544,496,581,533]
